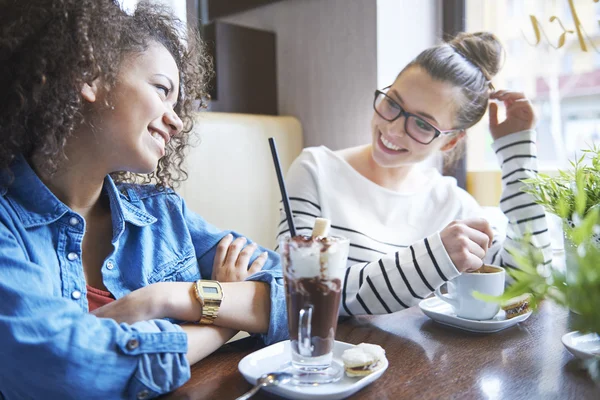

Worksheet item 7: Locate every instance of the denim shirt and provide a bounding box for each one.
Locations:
[0,156,288,400]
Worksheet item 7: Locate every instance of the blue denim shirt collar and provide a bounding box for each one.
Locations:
[104,178,158,242]
[1,155,157,236]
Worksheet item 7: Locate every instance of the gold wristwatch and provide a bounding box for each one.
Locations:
[193,280,224,325]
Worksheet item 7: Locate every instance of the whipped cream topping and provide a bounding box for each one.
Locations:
[282,236,349,279]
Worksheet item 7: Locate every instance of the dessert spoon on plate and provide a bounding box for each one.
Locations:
[236,371,292,400]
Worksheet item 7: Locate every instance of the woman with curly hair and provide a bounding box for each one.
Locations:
[0,1,287,398]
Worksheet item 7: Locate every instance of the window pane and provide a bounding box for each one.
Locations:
[466,0,600,170]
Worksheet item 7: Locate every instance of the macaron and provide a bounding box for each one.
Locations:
[501,293,531,319]
[341,343,386,377]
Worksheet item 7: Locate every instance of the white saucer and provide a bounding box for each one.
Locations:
[238,340,388,400]
[562,331,600,360]
[419,297,532,333]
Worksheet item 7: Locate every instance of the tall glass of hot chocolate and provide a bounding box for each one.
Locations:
[279,224,349,385]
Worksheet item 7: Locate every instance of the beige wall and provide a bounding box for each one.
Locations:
[377,0,442,171]
[377,0,441,87]
[220,0,378,150]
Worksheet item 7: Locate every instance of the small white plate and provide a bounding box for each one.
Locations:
[238,340,388,400]
[562,331,600,360]
[419,297,532,333]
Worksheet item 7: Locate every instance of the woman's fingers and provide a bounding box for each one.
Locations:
[463,218,494,246]
[489,102,499,128]
[464,230,488,259]
[235,242,258,269]
[464,256,486,272]
[249,252,268,275]
[213,235,269,282]
[491,91,528,109]
[497,92,532,115]
[223,237,247,267]
[505,98,532,109]
[441,218,494,272]
[490,90,525,101]
[506,99,533,111]
[506,101,535,121]
[212,234,233,279]
[490,98,531,121]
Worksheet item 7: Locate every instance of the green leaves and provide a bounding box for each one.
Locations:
[570,207,599,244]
[480,143,600,335]
[522,144,600,220]
[491,145,600,380]
[477,206,600,335]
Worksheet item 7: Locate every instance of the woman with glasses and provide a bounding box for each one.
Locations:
[276,32,552,316]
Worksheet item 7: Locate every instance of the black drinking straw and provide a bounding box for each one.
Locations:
[268,137,297,237]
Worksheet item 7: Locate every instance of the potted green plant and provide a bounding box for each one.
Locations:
[522,144,600,245]
[476,177,600,383]
[521,145,600,300]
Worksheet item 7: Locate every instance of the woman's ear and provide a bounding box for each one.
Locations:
[81,81,100,103]
[440,130,466,152]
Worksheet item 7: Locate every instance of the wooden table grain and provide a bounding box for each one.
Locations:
[162,301,598,399]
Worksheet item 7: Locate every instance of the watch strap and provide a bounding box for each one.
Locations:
[192,280,205,324]
[199,303,220,325]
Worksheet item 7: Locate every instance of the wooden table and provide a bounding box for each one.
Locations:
[163,301,598,399]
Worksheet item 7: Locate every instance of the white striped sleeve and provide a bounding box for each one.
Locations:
[484,130,553,271]
[340,233,460,316]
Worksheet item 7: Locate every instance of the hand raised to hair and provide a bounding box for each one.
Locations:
[212,234,268,282]
[488,90,536,140]
[440,218,494,273]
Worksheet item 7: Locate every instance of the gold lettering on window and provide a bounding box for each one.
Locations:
[524,0,599,53]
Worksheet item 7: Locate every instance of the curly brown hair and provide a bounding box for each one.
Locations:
[0,0,212,189]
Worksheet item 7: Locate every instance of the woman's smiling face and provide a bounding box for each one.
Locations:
[370,66,463,169]
[84,42,184,174]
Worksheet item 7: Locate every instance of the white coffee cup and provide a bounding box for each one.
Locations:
[434,265,505,320]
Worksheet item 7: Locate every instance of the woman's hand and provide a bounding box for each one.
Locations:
[91,284,166,324]
[440,218,494,273]
[212,234,268,282]
[489,90,536,140]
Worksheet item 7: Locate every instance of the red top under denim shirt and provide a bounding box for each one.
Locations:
[86,285,114,311]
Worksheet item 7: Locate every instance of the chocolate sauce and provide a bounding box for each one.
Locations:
[285,276,342,356]
[280,235,347,358]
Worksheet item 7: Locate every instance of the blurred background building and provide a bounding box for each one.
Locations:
[467,0,600,171]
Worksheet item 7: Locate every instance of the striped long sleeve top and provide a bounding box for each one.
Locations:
[276,130,552,316]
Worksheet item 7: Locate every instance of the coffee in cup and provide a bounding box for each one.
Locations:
[434,264,505,320]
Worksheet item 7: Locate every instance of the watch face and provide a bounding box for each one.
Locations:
[203,286,218,294]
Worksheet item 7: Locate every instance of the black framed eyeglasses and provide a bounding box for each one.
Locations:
[373,86,462,145]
